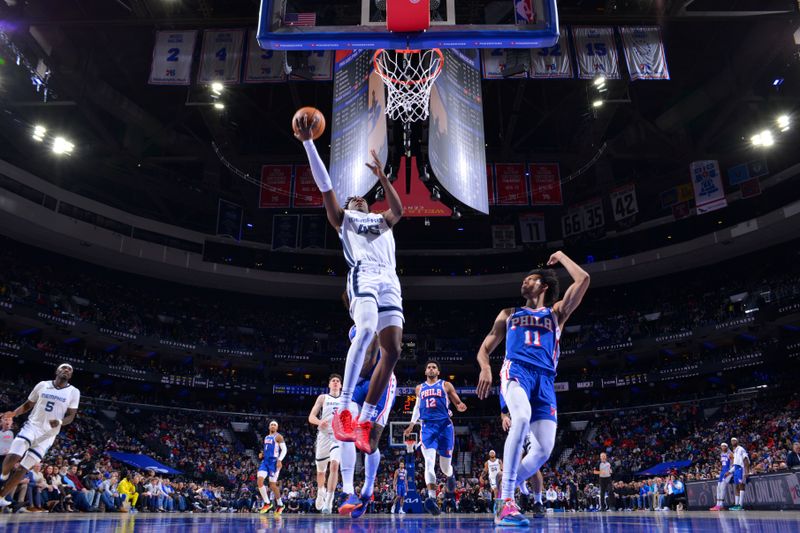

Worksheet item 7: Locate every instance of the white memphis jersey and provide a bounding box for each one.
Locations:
[338,210,396,269]
[27,381,80,428]
[488,459,501,478]
[733,445,747,467]
[319,394,340,435]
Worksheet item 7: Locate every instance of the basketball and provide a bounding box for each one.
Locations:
[292,106,326,140]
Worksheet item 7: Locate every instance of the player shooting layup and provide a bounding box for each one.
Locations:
[295,114,404,454]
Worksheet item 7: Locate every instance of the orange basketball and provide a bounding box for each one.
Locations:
[292,106,326,140]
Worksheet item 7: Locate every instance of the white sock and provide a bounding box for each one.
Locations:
[258,486,269,504]
[361,449,381,497]
[518,481,530,496]
[501,381,531,500]
[276,497,283,506]
[0,473,7,482]
[359,402,378,424]
[534,492,543,504]
[428,488,436,499]
[340,300,378,411]
[738,491,744,505]
[340,441,356,494]
[325,490,335,509]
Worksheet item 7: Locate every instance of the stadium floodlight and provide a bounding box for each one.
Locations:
[592,99,604,108]
[211,82,224,94]
[213,102,225,110]
[32,124,46,141]
[51,136,74,155]
[777,115,790,132]
[751,130,774,148]
[451,206,462,220]
[430,186,441,201]
[593,76,606,87]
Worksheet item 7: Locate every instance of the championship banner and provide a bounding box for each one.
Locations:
[481,49,527,79]
[740,178,762,199]
[216,199,242,240]
[300,214,327,248]
[198,29,245,84]
[149,31,197,85]
[259,165,292,208]
[529,27,574,79]
[619,26,670,81]
[292,164,323,208]
[487,164,496,205]
[495,163,528,205]
[272,214,300,250]
[289,51,333,81]
[519,213,546,243]
[530,163,563,205]
[572,27,621,80]
[609,183,639,221]
[244,30,285,83]
[690,160,727,214]
[659,183,693,209]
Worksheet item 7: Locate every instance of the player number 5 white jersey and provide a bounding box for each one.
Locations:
[27,381,81,429]
[339,210,396,269]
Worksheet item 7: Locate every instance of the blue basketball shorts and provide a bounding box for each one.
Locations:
[420,418,455,458]
[352,373,397,427]
[500,358,557,423]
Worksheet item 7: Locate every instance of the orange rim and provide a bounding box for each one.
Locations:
[373,48,444,86]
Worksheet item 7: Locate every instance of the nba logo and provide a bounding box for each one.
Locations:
[514,0,534,24]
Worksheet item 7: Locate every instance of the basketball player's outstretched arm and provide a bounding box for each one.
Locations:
[366,149,403,227]
[547,250,590,326]
[444,382,467,413]
[307,394,326,429]
[475,308,513,399]
[294,116,345,230]
[2,399,34,421]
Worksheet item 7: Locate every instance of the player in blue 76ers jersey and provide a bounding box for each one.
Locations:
[256,420,287,516]
[404,360,467,515]
[710,442,734,511]
[475,250,590,526]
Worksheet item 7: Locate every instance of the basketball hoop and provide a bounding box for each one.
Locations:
[373,48,444,123]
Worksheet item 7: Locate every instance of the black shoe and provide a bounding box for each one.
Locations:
[532,502,545,517]
[424,497,441,515]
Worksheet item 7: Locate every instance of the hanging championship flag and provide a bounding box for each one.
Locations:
[149,31,197,85]
[259,165,292,208]
[530,163,563,205]
[519,213,546,243]
[289,51,333,81]
[216,199,242,240]
[609,183,639,221]
[481,49,527,79]
[619,27,670,81]
[300,215,327,248]
[529,27,574,79]
[244,30,285,83]
[292,164,323,208]
[272,214,299,249]
[495,164,529,205]
[690,160,727,214]
[572,27,620,80]
[197,29,245,84]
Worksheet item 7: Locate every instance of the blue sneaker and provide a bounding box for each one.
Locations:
[495,499,530,527]
[350,494,372,519]
[338,494,363,516]
[424,497,441,515]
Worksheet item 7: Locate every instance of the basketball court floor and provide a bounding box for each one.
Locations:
[1,511,799,532]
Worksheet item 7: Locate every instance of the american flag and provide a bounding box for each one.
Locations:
[284,12,317,27]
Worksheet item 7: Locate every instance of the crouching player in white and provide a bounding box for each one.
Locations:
[0,363,80,508]
[308,374,343,514]
[257,420,287,516]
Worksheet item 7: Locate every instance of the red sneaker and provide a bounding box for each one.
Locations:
[355,420,374,454]
[332,410,356,442]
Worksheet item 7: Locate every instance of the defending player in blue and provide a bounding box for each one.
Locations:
[256,420,287,516]
[710,442,734,510]
[404,360,467,515]
[475,250,590,526]
[391,459,407,514]
[337,323,397,519]
[295,115,404,455]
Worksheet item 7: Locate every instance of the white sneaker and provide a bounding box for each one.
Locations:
[0,500,11,509]
[399,508,405,514]
[390,506,395,514]
[315,488,326,511]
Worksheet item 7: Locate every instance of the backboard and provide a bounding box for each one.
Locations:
[258,0,559,50]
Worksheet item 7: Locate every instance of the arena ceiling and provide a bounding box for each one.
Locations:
[0,0,798,247]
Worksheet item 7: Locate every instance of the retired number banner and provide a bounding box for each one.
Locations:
[197,29,245,84]
[292,164,323,208]
[495,164,528,205]
[244,30,285,83]
[290,51,334,81]
[572,27,620,80]
[619,26,670,81]
[481,49,527,79]
[609,183,639,221]
[519,213,546,243]
[149,31,197,85]
[530,163,563,205]
[529,27,574,79]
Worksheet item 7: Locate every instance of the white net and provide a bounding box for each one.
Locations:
[373,48,444,123]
